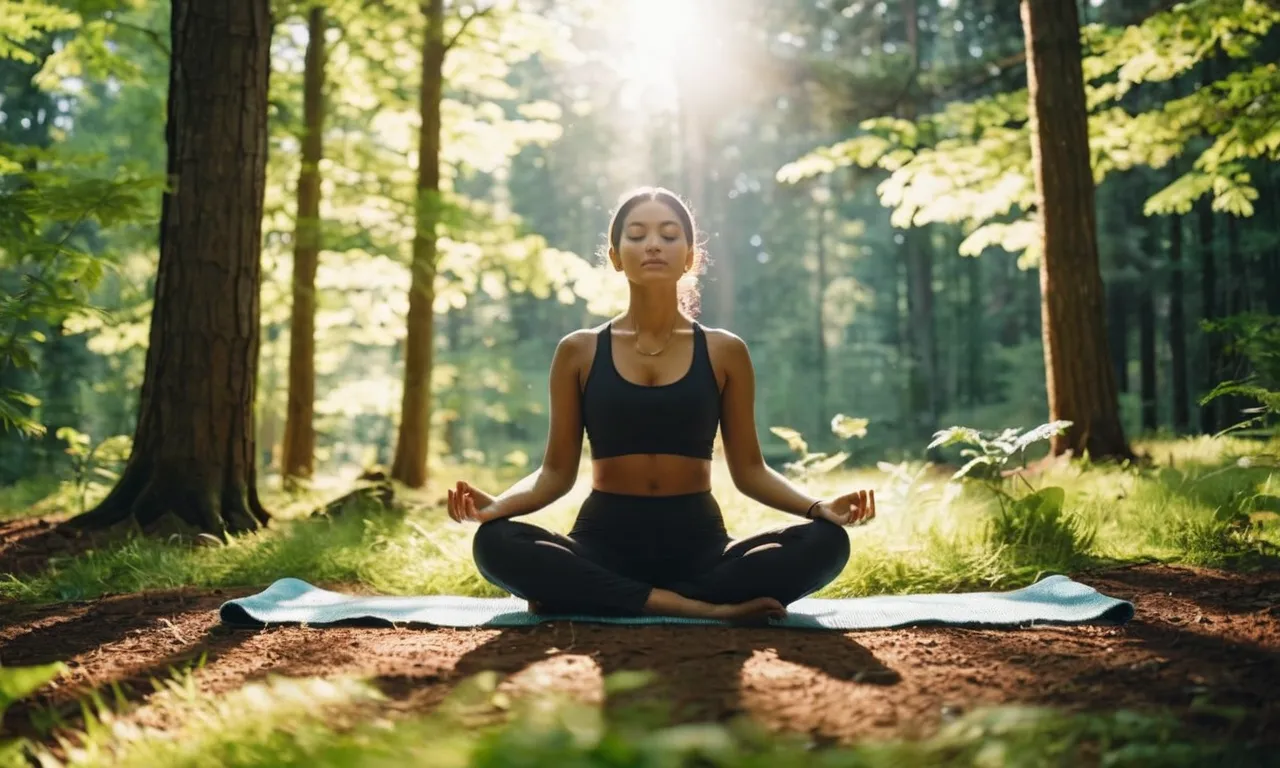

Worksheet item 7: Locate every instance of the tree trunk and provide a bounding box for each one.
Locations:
[1138,256,1157,432]
[71,0,272,536]
[1269,177,1280,315]
[281,4,326,484]
[906,231,939,437]
[1021,0,1131,460]
[1167,178,1189,433]
[966,254,982,406]
[390,0,444,488]
[1197,195,1220,433]
[1106,280,1130,394]
[1220,214,1252,426]
[812,193,830,442]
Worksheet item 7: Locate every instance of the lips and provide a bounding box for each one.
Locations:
[641,259,666,267]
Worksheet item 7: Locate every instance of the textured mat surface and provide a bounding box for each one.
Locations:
[219,575,1135,630]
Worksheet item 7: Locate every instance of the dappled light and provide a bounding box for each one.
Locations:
[2,0,1279,764]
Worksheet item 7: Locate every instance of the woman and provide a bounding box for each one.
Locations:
[448,186,875,623]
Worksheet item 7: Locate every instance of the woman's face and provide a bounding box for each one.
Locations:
[611,200,694,283]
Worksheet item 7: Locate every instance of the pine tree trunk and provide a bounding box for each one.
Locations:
[966,254,982,407]
[281,4,326,484]
[1167,183,1189,433]
[906,232,939,438]
[1269,177,1280,315]
[71,0,272,536]
[1221,214,1252,426]
[1197,195,1220,433]
[1021,0,1131,460]
[1107,281,1130,394]
[814,199,829,441]
[390,0,444,489]
[1138,261,1157,432]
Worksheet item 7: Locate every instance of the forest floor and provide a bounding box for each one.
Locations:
[1,523,1277,762]
[2,438,1279,765]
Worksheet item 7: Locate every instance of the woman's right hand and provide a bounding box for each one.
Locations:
[447,481,497,523]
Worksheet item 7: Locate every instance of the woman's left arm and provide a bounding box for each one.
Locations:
[717,332,824,517]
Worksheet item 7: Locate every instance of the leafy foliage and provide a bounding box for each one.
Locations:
[0,661,67,766]
[928,420,1072,485]
[1199,313,1280,436]
[0,146,163,436]
[778,0,1280,262]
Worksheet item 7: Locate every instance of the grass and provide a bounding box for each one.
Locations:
[2,436,1277,605]
[13,666,1265,768]
[2,436,1277,767]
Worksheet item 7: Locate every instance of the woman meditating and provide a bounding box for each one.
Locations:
[447,186,875,623]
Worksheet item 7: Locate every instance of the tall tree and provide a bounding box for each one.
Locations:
[71,0,273,535]
[1020,0,1131,459]
[280,4,327,484]
[1167,164,1189,432]
[390,1,490,488]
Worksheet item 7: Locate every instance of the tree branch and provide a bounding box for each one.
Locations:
[929,0,1187,102]
[444,5,494,52]
[107,19,170,57]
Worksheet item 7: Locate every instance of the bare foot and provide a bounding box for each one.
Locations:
[709,597,787,624]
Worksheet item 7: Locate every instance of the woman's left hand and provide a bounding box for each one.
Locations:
[813,489,876,527]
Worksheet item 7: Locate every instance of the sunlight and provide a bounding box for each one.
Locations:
[611,0,709,112]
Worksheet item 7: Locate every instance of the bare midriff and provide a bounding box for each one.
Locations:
[591,454,712,496]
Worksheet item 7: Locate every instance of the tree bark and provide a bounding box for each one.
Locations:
[1138,253,1157,432]
[1021,0,1131,460]
[814,196,828,441]
[1197,195,1220,433]
[281,4,326,484]
[390,0,445,488]
[1167,174,1189,433]
[1106,280,1130,394]
[966,254,982,406]
[71,0,272,536]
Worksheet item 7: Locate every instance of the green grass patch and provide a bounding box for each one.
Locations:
[2,437,1278,606]
[12,668,1264,768]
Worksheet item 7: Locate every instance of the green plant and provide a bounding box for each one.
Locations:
[928,421,1092,573]
[928,420,1073,495]
[1200,313,1280,439]
[57,427,132,514]
[769,413,869,479]
[0,661,67,767]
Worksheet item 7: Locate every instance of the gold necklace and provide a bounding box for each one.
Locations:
[632,316,678,357]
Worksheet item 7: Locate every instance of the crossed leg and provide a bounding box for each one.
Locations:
[472,517,850,616]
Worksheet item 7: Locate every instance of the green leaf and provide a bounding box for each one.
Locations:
[1012,421,1073,453]
[830,414,869,440]
[0,662,67,719]
[769,426,808,455]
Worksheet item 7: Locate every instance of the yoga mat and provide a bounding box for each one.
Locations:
[219,574,1134,630]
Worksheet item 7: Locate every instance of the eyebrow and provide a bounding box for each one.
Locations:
[627,220,681,227]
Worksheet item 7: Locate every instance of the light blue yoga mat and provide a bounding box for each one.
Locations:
[219,575,1134,630]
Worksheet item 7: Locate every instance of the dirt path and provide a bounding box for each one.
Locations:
[2,563,1277,750]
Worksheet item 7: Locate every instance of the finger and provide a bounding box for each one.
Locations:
[869,490,876,520]
[466,494,477,521]
[447,489,457,522]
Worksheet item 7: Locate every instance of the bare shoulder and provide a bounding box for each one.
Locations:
[699,324,750,361]
[557,327,598,354]
[552,327,600,383]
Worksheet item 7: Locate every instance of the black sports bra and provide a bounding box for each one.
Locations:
[580,322,721,459]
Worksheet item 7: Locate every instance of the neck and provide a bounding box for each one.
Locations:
[624,286,682,333]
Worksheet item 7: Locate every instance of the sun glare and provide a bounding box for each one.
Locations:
[612,0,709,111]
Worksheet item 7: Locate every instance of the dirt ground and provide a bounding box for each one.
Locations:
[2,516,1278,752]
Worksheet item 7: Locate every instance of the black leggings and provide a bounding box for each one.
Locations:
[472,490,850,615]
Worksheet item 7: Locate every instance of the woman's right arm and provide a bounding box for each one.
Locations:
[473,331,587,521]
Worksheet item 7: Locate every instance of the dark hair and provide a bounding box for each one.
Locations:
[602,186,707,317]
